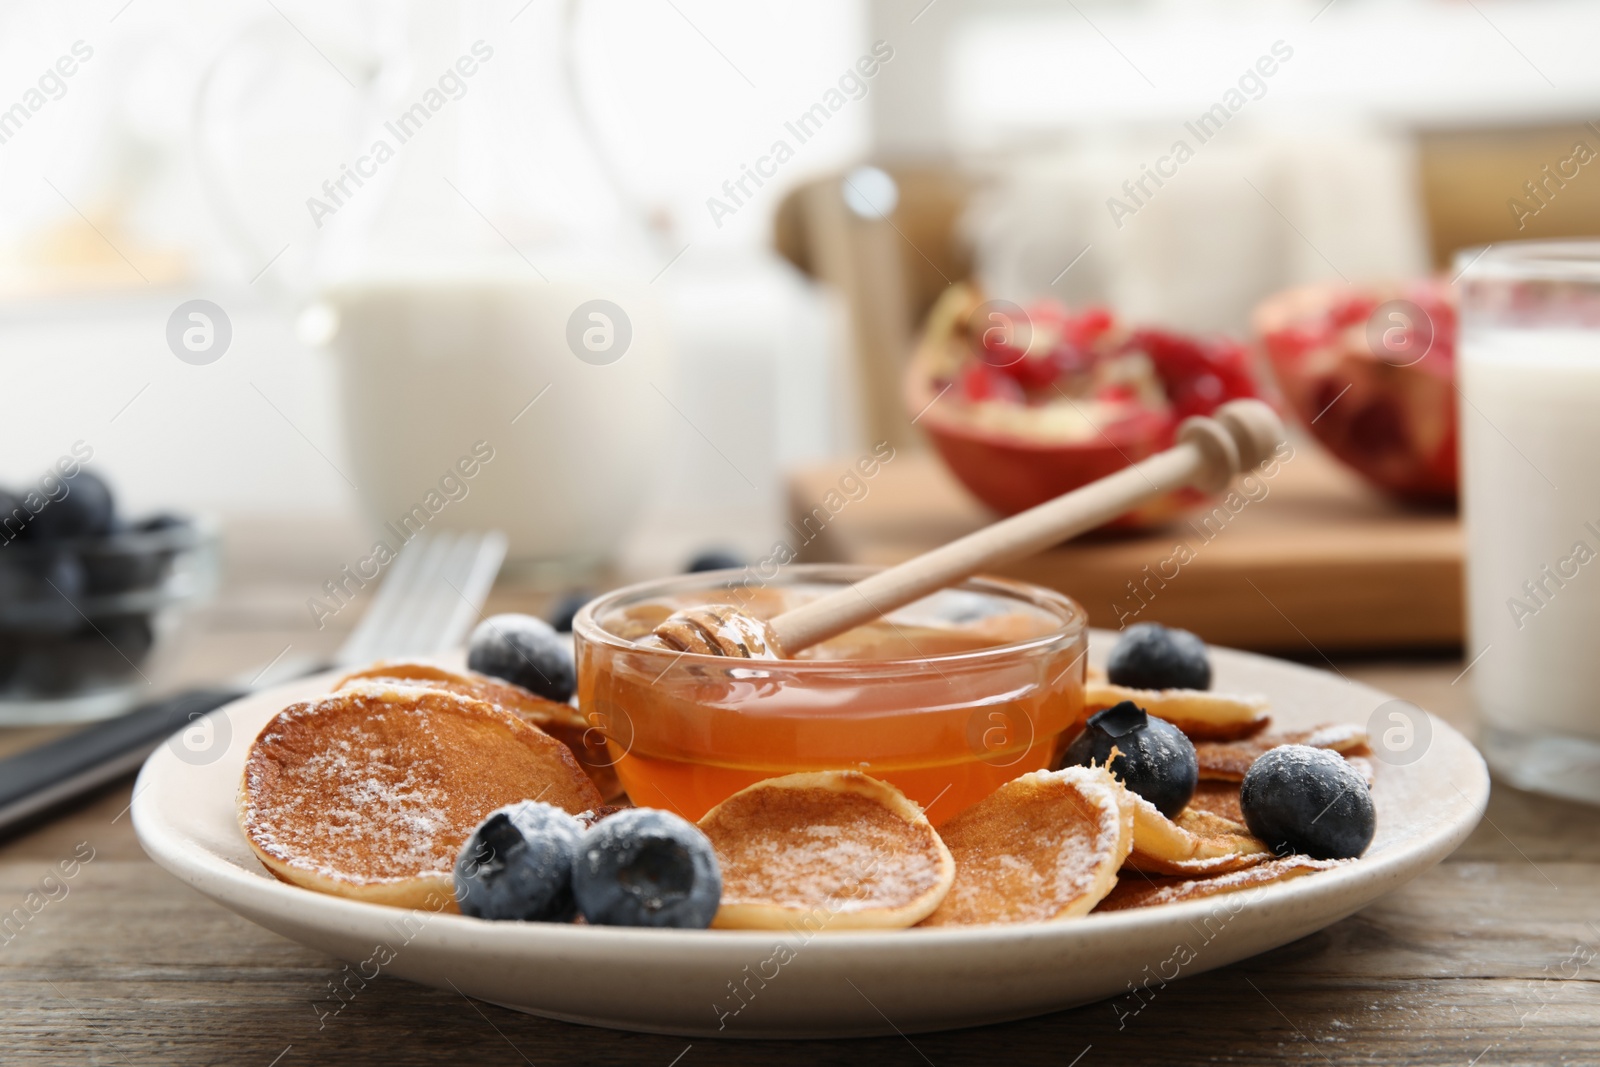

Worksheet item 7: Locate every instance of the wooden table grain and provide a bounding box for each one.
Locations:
[2,520,1596,1067]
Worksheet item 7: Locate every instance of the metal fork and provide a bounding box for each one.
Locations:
[333,530,506,667]
[0,531,508,837]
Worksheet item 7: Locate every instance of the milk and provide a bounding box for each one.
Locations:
[313,272,673,572]
[1460,325,1600,796]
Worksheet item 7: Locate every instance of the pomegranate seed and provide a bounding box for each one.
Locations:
[959,362,1025,403]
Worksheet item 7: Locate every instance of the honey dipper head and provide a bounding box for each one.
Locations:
[1213,398,1285,471]
[650,604,784,659]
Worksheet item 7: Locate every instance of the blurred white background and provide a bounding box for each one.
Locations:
[3,0,1599,573]
[0,0,870,573]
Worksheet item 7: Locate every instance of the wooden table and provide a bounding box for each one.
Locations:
[2,520,1596,1066]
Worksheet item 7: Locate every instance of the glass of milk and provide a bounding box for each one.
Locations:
[1457,240,1600,804]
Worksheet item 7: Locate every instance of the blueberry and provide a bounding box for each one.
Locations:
[455,802,584,922]
[572,808,721,928]
[32,554,88,635]
[0,560,22,605]
[98,613,155,663]
[0,488,31,543]
[11,636,80,696]
[1106,622,1211,691]
[467,613,575,703]
[0,634,17,692]
[131,513,190,534]
[83,549,171,595]
[1060,700,1197,818]
[84,513,190,593]
[546,591,590,634]
[29,471,115,541]
[58,619,148,689]
[685,549,744,574]
[42,552,86,599]
[1240,745,1374,860]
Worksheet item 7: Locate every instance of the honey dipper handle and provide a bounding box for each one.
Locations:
[768,399,1285,655]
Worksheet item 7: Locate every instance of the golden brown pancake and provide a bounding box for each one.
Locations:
[1096,855,1349,911]
[239,682,603,908]
[699,772,953,931]
[1085,682,1270,741]
[1194,723,1371,782]
[919,766,1133,927]
[336,660,623,801]
[1186,780,1245,824]
[1123,792,1269,876]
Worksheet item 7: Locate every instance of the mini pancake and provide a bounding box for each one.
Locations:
[1195,723,1371,782]
[1085,682,1270,741]
[336,660,624,801]
[240,682,603,909]
[1123,791,1269,876]
[1186,780,1246,825]
[919,766,1133,927]
[698,772,953,931]
[1096,855,1349,911]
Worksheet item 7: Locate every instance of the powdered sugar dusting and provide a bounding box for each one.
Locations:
[703,782,946,913]
[1098,855,1351,911]
[1304,723,1368,749]
[924,766,1128,925]
[240,685,595,885]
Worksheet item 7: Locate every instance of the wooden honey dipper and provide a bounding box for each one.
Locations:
[652,399,1286,659]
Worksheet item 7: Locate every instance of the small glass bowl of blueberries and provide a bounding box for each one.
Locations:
[0,469,218,723]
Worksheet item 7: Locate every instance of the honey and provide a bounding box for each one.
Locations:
[575,569,1087,825]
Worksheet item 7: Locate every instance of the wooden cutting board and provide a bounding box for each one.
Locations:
[785,442,1462,654]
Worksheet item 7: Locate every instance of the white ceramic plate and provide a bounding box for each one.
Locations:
[133,637,1487,1039]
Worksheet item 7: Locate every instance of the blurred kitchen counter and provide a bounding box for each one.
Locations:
[2,517,1595,1066]
[789,440,1463,653]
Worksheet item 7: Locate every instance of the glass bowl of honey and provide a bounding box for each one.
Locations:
[573,565,1087,825]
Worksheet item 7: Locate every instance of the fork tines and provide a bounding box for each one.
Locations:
[334,530,508,668]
